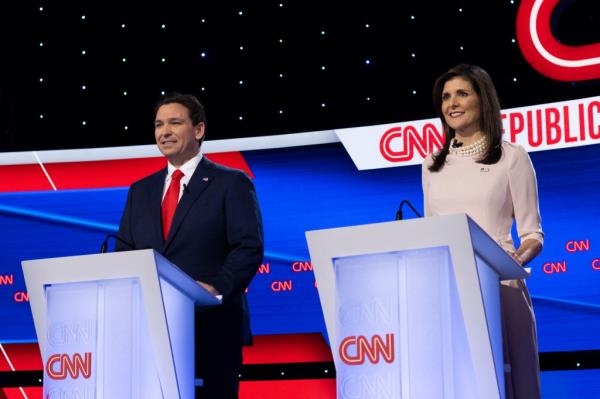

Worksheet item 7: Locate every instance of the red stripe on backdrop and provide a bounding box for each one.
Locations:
[206,152,254,179]
[45,157,167,190]
[0,164,53,193]
[0,151,253,193]
[0,387,42,399]
[1,344,42,371]
[0,358,9,372]
[240,379,335,399]
[243,333,332,364]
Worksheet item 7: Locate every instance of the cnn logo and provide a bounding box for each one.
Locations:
[339,333,395,365]
[379,124,443,162]
[46,352,92,380]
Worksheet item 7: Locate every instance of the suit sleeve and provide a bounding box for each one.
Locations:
[116,186,136,251]
[211,173,264,297]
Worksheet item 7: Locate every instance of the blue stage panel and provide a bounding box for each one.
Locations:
[0,143,599,357]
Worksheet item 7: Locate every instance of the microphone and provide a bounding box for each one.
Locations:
[183,183,189,193]
[100,234,135,253]
[451,139,463,148]
[395,200,422,221]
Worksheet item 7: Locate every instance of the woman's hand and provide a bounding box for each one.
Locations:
[515,238,543,266]
[506,250,523,265]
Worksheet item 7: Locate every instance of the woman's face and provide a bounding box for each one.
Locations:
[441,77,481,136]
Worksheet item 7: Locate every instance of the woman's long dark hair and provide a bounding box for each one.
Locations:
[429,64,503,172]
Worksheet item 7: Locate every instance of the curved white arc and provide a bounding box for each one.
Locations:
[530,0,600,67]
[0,129,339,165]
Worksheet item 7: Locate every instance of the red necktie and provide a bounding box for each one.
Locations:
[161,169,184,239]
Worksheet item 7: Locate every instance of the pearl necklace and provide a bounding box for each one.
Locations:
[448,136,488,157]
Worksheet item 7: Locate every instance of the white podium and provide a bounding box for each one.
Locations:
[22,249,221,399]
[306,213,529,399]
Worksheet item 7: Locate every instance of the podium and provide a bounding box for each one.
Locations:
[21,249,221,399]
[305,213,529,399]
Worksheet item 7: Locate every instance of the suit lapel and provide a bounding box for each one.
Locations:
[164,157,215,250]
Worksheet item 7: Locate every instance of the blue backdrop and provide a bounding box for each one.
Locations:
[1,143,599,397]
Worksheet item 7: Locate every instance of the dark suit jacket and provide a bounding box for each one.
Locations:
[116,156,264,341]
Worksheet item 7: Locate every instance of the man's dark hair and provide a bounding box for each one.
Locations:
[154,92,206,125]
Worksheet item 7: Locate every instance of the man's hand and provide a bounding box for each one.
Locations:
[197,280,221,296]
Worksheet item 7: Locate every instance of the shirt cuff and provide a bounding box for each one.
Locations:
[519,231,544,245]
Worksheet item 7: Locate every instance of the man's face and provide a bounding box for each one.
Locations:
[154,103,205,166]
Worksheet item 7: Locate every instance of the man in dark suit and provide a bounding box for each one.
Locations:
[117,93,264,398]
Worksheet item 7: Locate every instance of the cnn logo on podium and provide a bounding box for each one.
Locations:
[46,352,92,380]
[339,333,395,365]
